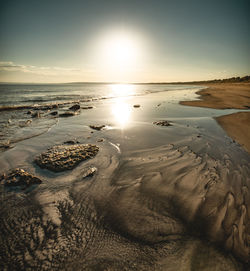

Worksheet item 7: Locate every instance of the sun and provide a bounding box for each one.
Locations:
[103,34,137,68]
[97,31,141,73]
[92,29,145,81]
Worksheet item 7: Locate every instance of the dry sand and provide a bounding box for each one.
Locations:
[181,83,250,153]
[217,112,250,153]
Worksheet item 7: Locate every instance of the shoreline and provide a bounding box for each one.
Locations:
[180,83,250,153]
[0,84,249,269]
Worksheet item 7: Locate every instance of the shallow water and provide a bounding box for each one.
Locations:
[0,84,249,270]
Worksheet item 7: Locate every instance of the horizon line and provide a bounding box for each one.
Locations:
[0,75,249,85]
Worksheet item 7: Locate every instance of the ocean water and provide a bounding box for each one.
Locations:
[0,83,202,108]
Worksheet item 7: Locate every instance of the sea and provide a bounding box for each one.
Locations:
[0,82,202,108]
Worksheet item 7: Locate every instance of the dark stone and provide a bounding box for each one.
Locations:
[69,104,81,111]
[39,104,58,110]
[63,140,80,145]
[89,125,105,131]
[27,110,32,114]
[153,120,172,126]
[0,168,42,187]
[35,144,99,172]
[59,111,76,117]
[50,111,58,116]
[82,106,93,109]
[133,104,140,108]
[52,104,59,109]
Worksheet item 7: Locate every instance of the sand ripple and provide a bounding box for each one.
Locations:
[0,143,249,270]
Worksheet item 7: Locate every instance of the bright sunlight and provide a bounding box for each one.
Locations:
[103,34,137,68]
[111,99,132,127]
[95,30,144,82]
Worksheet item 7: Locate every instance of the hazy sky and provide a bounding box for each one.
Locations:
[0,0,249,83]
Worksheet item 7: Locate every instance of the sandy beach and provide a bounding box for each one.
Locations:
[181,83,250,153]
[0,84,249,270]
[1,0,249,269]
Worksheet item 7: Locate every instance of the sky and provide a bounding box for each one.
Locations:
[0,0,249,83]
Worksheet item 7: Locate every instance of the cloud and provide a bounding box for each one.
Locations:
[0,61,82,76]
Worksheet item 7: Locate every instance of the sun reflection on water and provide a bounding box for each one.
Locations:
[111,99,132,127]
[110,84,135,97]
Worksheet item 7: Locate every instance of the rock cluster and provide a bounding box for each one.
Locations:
[153,120,172,126]
[35,144,99,172]
[0,168,42,187]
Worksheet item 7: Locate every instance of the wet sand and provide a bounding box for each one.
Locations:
[180,83,250,153]
[0,87,249,270]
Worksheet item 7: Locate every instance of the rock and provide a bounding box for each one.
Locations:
[32,111,40,118]
[81,167,97,179]
[0,140,14,150]
[89,125,105,131]
[40,106,50,111]
[19,119,32,127]
[0,168,42,187]
[153,120,172,126]
[25,119,32,125]
[35,144,99,172]
[27,110,32,114]
[52,104,59,109]
[69,104,81,111]
[63,140,80,145]
[59,111,76,117]
[133,104,140,108]
[82,106,93,110]
[97,138,104,142]
[50,111,58,116]
[40,104,59,110]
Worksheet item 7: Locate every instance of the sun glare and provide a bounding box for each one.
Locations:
[110,84,135,97]
[94,30,144,81]
[111,99,132,127]
[103,35,137,68]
